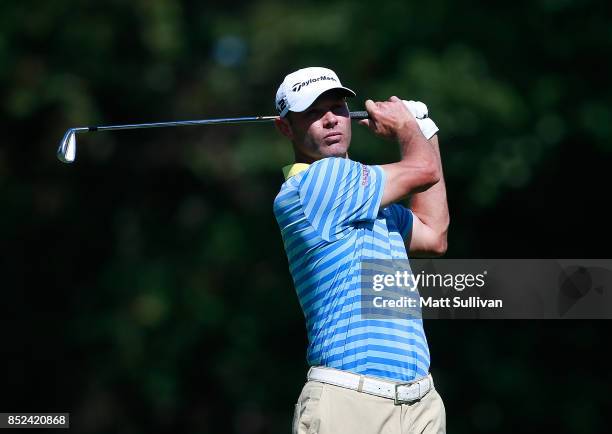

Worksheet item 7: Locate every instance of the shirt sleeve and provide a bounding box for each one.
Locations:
[298,157,386,241]
[387,204,414,240]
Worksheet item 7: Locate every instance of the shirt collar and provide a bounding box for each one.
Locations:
[282,163,311,180]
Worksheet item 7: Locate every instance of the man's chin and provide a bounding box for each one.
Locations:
[321,143,349,158]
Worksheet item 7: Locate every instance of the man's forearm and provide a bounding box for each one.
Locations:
[409,135,449,240]
[397,126,439,172]
[378,117,441,208]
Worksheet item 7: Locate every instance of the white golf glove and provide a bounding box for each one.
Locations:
[403,100,439,139]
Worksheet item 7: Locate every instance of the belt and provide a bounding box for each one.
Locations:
[307,366,433,405]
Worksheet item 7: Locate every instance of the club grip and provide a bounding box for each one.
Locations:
[349,111,369,120]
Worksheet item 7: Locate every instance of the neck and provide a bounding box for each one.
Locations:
[292,147,349,164]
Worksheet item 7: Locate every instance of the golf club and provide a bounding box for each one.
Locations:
[57,111,369,164]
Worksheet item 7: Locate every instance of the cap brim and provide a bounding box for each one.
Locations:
[288,86,356,114]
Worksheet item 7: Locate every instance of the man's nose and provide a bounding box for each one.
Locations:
[322,110,338,128]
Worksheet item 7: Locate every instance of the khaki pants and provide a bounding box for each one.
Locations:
[292,378,446,434]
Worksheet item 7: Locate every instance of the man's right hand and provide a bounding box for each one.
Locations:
[359,96,422,142]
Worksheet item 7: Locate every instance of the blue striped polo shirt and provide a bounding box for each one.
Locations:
[273,157,430,382]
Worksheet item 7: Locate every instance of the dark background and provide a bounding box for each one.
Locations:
[1,0,610,433]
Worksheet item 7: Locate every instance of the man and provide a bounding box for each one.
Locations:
[273,67,449,434]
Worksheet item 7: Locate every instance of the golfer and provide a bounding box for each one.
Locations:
[273,67,449,434]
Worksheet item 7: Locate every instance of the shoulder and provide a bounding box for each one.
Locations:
[273,176,300,211]
[303,157,367,180]
[309,157,359,170]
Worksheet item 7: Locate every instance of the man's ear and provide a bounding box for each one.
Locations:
[274,116,293,140]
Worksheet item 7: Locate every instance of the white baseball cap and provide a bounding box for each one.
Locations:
[275,67,356,117]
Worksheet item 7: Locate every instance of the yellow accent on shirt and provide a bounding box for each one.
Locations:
[282,163,311,180]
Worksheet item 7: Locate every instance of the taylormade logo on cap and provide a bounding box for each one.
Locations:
[291,75,338,93]
[275,67,356,117]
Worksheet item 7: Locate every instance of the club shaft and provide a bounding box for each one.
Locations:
[86,116,276,132]
[78,111,369,133]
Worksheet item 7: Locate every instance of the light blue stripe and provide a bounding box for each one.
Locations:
[292,235,354,285]
[312,339,430,366]
[304,276,361,318]
[310,332,430,358]
[297,258,360,304]
[309,303,427,348]
[322,346,428,367]
[314,326,430,354]
[302,160,334,225]
[285,226,319,251]
[294,250,353,293]
[324,162,354,240]
[316,319,428,340]
[311,159,342,237]
[337,356,419,372]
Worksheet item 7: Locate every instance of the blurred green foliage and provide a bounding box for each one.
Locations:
[1,0,610,433]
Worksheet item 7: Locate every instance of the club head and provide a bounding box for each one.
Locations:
[57,129,77,163]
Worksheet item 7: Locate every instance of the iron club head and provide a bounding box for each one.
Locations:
[57,129,77,163]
